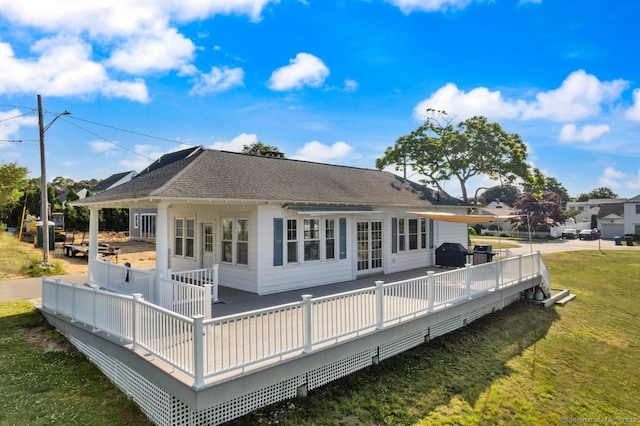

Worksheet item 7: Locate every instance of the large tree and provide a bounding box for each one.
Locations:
[479,184,521,206]
[513,191,564,228]
[586,187,618,199]
[376,110,534,203]
[242,141,283,156]
[523,176,570,206]
[0,162,29,224]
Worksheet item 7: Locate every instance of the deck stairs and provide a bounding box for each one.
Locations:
[542,288,576,308]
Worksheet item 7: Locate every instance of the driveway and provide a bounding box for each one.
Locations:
[507,237,638,256]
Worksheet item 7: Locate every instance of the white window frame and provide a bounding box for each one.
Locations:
[304,218,320,261]
[222,218,249,266]
[174,217,195,258]
[287,219,298,264]
[325,219,336,260]
[133,213,139,229]
[174,218,184,257]
[140,213,156,239]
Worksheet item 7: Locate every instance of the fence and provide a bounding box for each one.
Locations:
[89,259,214,319]
[42,252,549,388]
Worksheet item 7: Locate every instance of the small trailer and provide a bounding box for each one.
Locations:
[63,230,121,261]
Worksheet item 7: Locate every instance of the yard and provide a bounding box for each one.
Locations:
[0,250,638,424]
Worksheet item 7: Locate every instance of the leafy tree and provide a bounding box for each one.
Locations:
[586,187,618,199]
[523,175,570,206]
[0,162,29,224]
[242,141,283,156]
[576,193,589,202]
[52,176,75,191]
[513,191,564,228]
[479,185,521,206]
[376,109,534,203]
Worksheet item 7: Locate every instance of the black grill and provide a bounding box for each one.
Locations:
[435,242,469,268]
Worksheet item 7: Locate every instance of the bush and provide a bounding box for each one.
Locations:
[468,226,477,236]
[20,257,65,277]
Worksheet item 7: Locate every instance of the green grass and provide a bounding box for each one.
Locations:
[0,232,65,279]
[229,251,640,425]
[1,251,638,425]
[0,301,151,425]
[470,237,521,250]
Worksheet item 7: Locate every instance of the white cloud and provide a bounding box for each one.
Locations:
[0,37,149,102]
[413,83,523,121]
[89,140,116,153]
[190,66,244,95]
[598,166,626,189]
[413,70,627,124]
[344,79,359,92]
[291,141,353,163]
[0,109,37,144]
[385,0,476,13]
[558,123,610,143]
[521,70,627,121]
[624,88,640,121]
[208,133,257,151]
[268,53,330,91]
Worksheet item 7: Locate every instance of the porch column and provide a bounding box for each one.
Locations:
[155,202,170,278]
[88,207,99,260]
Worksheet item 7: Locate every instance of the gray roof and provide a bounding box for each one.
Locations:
[75,149,467,208]
[597,203,624,219]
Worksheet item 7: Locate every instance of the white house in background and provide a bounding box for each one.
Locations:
[566,198,627,213]
[624,195,640,236]
[597,203,625,239]
[74,149,469,295]
[478,201,516,233]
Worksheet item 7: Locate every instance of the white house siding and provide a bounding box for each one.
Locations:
[435,220,470,250]
[624,202,640,235]
[255,205,354,295]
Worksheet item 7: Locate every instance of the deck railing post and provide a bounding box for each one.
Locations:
[465,263,472,300]
[212,265,219,302]
[132,293,143,350]
[536,251,542,276]
[88,283,99,331]
[104,260,111,292]
[203,284,213,319]
[518,254,523,281]
[495,258,501,290]
[54,278,61,314]
[192,315,205,389]
[427,271,435,312]
[302,294,313,353]
[375,281,384,330]
[71,282,77,322]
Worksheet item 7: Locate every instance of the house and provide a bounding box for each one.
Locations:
[624,195,640,236]
[597,203,625,239]
[477,201,516,234]
[566,198,627,213]
[91,170,136,194]
[74,148,469,295]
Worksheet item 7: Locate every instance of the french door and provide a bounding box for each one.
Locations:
[356,220,383,274]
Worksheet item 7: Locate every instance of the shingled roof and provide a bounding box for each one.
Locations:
[75,149,466,208]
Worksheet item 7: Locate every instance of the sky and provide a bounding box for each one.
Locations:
[1,0,639,200]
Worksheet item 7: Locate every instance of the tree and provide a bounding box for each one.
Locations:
[586,187,618,199]
[523,176,570,206]
[0,162,29,224]
[376,110,534,203]
[242,141,283,156]
[479,185,521,206]
[513,191,564,229]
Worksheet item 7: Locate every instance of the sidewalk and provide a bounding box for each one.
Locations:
[0,274,88,303]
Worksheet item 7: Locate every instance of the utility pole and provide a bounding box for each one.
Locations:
[38,95,49,265]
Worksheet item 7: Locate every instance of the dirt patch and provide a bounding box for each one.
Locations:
[51,232,157,275]
[21,325,73,352]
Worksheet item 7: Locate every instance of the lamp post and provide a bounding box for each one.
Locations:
[37,94,70,266]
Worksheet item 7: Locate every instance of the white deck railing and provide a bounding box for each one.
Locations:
[88,259,214,319]
[42,252,550,389]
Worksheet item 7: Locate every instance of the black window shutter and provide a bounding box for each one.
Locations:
[339,218,347,259]
[391,217,398,253]
[273,218,283,266]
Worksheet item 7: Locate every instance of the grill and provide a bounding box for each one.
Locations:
[472,245,495,264]
[435,242,469,268]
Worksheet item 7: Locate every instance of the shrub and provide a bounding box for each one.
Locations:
[468,226,477,236]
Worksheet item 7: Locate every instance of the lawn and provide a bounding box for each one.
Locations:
[0,251,638,425]
[0,232,64,279]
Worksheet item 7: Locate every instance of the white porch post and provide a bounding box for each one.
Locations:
[155,202,170,278]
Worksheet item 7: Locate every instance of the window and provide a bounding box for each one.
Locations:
[429,219,434,249]
[408,218,418,250]
[636,204,640,215]
[140,214,156,239]
[174,218,195,258]
[221,218,249,265]
[304,219,320,261]
[420,218,427,249]
[287,220,298,263]
[635,224,640,235]
[398,218,406,251]
[185,219,195,258]
[174,219,184,256]
[222,219,233,263]
[237,219,248,265]
[133,213,139,229]
[325,219,335,259]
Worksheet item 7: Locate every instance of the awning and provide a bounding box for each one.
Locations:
[407,211,519,224]
[285,205,381,216]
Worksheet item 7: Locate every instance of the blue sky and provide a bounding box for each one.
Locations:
[1,0,639,200]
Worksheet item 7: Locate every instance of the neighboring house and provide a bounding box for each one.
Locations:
[91,170,136,194]
[75,149,469,295]
[597,203,625,239]
[566,198,627,213]
[624,194,640,236]
[129,146,204,240]
[478,201,516,233]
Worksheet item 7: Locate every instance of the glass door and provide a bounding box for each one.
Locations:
[356,220,383,274]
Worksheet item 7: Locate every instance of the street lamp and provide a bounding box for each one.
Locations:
[37,94,71,266]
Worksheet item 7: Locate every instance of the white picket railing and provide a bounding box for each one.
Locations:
[158,276,212,319]
[170,266,219,302]
[42,252,550,388]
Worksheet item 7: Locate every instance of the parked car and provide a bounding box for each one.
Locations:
[562,228,578,239]
[579,229,599,240]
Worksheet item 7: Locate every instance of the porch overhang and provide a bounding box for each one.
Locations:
[284,205,381,215]
[407,211,520,223]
